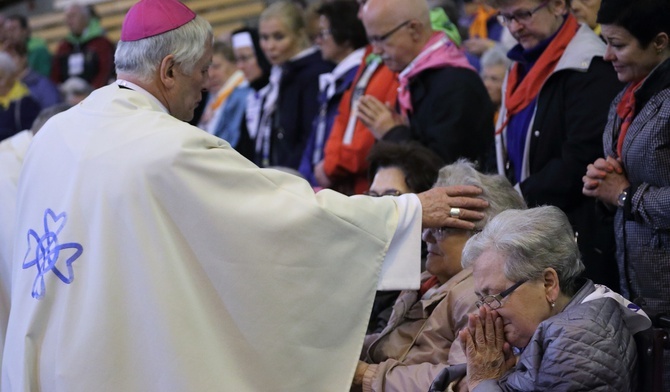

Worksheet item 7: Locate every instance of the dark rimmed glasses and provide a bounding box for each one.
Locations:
[367,20,411,46]
[496,1,549,26]
[475,279,527,310]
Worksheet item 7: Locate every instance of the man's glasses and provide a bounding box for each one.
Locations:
[496,1,549,26]
[365,189,402,197]
[475,279,527,310]
[367,20,411,46]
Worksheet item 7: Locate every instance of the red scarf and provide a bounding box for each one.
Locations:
[615,80,643,158]
[418,275,439,297]
[496,14,579,135]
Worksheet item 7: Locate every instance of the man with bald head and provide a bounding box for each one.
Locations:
[358,0,494,170]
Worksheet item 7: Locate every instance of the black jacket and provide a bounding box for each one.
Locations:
[497,25,624,289]
[269,49,333,169]
[384,66,495,172]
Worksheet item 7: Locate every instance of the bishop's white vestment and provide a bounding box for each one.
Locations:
[2,84,422,391]
[0,130,32,373]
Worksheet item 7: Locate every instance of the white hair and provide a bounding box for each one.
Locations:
[115,16,212,83]
[480,44,512,71]
[462,206,585,295]
[0,51,17,75]
[434,159,526,230]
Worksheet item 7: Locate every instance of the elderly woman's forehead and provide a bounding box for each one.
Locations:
[472,249,506,274]
[472,253,511,291]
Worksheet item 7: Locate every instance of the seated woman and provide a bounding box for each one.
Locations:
[365,141,444,334]
[455,206,651,391]
[353,159,526,392]
[0,51,40,141]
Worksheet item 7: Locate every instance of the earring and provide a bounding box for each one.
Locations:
[550,300,556,308]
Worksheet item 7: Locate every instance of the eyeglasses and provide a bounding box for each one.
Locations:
[475,279,527,310]
[316,29,332,40]
[429,227,481,240]
[496,1,549,26]
[365,189,402,197]
[367,20,411,46]
[235,54,256,63]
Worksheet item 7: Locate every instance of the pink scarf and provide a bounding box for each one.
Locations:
[397,32,474,116]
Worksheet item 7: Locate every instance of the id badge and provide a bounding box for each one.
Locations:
[68,53,85,76]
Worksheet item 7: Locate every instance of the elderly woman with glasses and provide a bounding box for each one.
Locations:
[353,159,526,392]
[445,206,651,391]
[491,0,623,294]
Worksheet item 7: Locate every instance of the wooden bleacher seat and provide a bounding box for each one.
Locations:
[28,0,265,53]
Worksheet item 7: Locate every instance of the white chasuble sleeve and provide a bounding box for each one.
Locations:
[376,193,421,291]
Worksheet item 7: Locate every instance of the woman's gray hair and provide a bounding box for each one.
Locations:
[434,159,526,231]
[115,15,212,83]
[462,206,585,295]
[480,44,512,71]
[0,51,17,75]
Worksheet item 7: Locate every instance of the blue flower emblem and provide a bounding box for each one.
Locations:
[22,209,83,299]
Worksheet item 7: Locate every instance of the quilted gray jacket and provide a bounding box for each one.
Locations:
[601,57,670,317]
[473,280,647,391]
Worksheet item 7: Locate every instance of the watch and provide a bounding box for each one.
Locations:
[617,188,629,208]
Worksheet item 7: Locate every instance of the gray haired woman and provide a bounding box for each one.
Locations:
[451,206,651,391]
[354,159,526,392]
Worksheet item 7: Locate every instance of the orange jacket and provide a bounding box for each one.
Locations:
[323,46,399,195]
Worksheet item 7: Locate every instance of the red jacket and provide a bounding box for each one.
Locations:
[322,46,398,195]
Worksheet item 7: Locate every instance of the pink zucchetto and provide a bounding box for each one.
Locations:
[120,0,196,42]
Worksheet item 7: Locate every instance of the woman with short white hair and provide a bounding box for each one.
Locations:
[445,206,651,391]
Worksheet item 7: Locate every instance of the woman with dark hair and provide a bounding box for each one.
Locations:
[366,141,444,198]
[231,27,272,160]
[299,0,368,185]
[583,0,670,385]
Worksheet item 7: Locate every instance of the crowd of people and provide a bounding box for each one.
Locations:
[0,4,110,140]
[0,0,669,390]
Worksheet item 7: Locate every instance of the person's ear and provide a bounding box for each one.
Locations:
[408,19,423,40]
[542,267,560,303]
[159,54,177,88]
[653,32,669,54]
[549,0,567,17]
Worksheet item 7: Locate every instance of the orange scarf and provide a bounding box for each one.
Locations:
[497,14,579,135]
[469,5,498,39]
[615,80,643,158]
[209,71,245,112]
